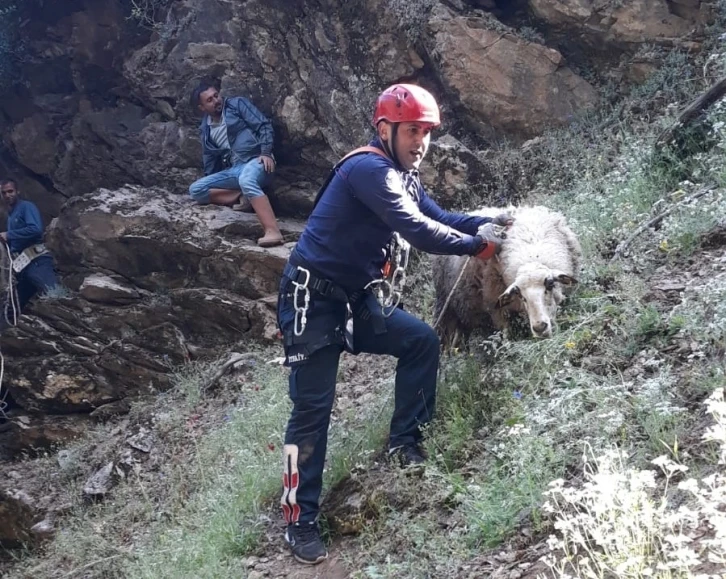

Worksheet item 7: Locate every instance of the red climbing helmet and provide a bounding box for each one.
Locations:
[372,83,441,128]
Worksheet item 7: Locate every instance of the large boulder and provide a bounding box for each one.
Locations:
[0,186,300,414]
[425,6,599,140]
[527,0,710,50]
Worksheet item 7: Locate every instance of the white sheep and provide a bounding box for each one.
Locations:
[431,205,582,348]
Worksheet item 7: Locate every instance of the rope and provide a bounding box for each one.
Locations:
[0,241,18,419]
[432,256,471,331]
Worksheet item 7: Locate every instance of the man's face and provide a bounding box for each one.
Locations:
[1,182,18,207]
[380,121,433,170]
[198,87,223,116]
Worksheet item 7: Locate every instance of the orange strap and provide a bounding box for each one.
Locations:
[313,146,391,209]
[337,146,389,164]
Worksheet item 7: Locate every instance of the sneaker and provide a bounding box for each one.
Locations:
[284,521,328,565]
[388,442,427,469]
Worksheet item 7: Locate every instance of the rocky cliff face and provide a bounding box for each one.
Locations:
[0,0,713,457]
[0,186,301,455]
[0,0,711,218]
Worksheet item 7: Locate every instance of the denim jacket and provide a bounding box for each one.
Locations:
[199,96,275,175]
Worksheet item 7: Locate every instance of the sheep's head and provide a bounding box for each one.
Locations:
[496,263,577,338]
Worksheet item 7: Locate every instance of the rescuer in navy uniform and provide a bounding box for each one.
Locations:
[276,84,512,565]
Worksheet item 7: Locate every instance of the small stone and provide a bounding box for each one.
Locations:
[10,490,34,507]
[83,462,115,498]
[30,519,55,538]
[245,556,259,568]
[247,571,264,579]
[127,429,153,453]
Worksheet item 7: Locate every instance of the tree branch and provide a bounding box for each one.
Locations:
[610,185,717,263]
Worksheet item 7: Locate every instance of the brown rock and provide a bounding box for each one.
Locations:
[10,113,58,175]
[46,185,294,297]
[0,0,611,221]
[0,489,36,547]
[528,0,706,48]
[425,7,598,139]
[420,135,500,206]
[0,414,91,458]
[79,274,141,304]
[0,186,287,414]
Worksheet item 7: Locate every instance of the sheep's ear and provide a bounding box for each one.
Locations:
[555,273,578,286]
[496,284,520,308]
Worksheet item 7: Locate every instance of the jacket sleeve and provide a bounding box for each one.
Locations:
[203,151,219,176]
[348,157,482,256]
[233,97,274,156]
[7,203,43,242]
[199,125,217,176]
[418,190,491,235]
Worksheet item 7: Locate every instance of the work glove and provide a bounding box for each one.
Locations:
[474,222,505,261]
[492,212,515,227]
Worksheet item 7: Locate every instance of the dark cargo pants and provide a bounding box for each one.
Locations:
[277,274,440,524]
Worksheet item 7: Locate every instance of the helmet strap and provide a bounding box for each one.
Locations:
[380,122,402,169]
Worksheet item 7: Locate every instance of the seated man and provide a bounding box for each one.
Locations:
[188,79,284,248]
[0,178,59,322]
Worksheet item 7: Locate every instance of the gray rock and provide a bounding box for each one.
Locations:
[79,274,141,304]
[83,462,116,499]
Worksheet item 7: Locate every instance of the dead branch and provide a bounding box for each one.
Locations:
[201,352,255,393]
[655,76,726,151]
[610,185,717,263]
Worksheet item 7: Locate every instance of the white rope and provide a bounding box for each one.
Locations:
[0,241,18,419]
[3,242,18,326]
[432,256,471,331]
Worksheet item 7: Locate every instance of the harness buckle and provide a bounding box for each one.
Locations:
[312,278,331,296]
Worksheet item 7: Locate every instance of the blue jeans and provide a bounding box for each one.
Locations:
[277,273,440,524]
[15,254,58,311]
[188,158,272,204]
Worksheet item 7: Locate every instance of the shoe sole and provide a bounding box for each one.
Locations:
[293,553,328,565]
[284,530,328,566]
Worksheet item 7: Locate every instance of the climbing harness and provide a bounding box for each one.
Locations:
[11,243,49,274]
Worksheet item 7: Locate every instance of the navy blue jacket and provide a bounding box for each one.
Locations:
[6,199,44,254]
[200,96,274,175]
[294,138,491,291]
